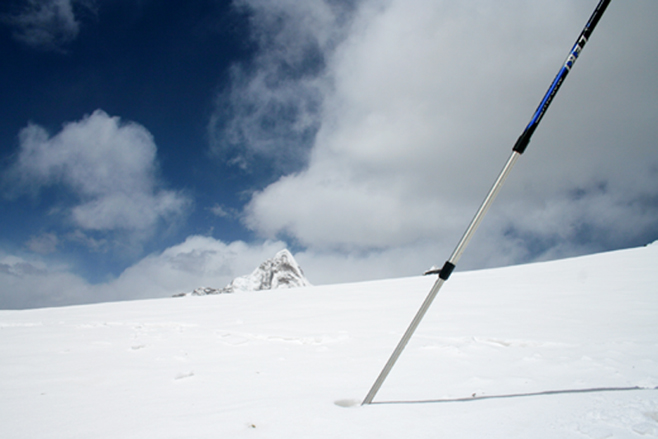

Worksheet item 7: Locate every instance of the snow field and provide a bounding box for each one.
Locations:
[1,243,657,438]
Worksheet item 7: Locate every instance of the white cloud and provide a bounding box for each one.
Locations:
[209,204,239,219]
[65,230,108,252]
[209,0,355,171]
[109,236,288,298]
[4,0,94,51]
[0,237,288,309]
[0,252,92,309]
[237,0,658,276]
[5,109,190,240]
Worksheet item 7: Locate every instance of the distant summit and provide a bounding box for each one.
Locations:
[175,249,311,297]
[222,249,312,293]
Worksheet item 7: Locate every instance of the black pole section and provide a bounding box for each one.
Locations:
[513,0,611,154]
[362,0,611,406]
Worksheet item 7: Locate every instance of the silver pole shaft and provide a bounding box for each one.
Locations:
[362,276,446,405]
[448,151,520,265]
[362,151,521,405]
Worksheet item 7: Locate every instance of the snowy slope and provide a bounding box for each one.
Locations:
[1,243,657,438]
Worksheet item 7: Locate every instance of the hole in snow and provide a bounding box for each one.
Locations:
[334,399,360,408]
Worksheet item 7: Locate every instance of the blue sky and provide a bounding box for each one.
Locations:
[1,0,257,273]
[1,0,657,309]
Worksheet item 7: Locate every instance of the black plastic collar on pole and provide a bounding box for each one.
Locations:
[362,0,611,406]
[438,261,455,280]
[423,261,454,279]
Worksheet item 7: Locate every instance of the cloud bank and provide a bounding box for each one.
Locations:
[0,236,288,309]
[228,0,658,274]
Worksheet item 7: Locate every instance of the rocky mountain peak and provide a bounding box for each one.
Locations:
[175,249,311,297]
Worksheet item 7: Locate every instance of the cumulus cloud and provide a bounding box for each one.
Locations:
[4,0,95,51]
[236,0,658,275]
[0,237,288,309]
[4,110,190,242]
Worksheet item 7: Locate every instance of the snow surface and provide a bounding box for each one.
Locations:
[1,243,658,438]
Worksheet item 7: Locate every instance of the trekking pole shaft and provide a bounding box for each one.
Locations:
[448,151,520,265]
[361,151,519,405]
[362,0,611,405]
[362,276,446,405]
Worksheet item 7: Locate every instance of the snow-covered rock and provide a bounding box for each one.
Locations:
[173,287,222,297]
[223,249,311,293]
[175,249,311,297]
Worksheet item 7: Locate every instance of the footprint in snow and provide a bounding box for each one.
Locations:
[174,371,194,380]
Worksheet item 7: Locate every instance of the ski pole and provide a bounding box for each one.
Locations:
[362,0,611,405]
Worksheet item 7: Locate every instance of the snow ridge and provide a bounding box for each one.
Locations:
[176,249,311,297]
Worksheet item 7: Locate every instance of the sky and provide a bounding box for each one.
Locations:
[1,0,657,309]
